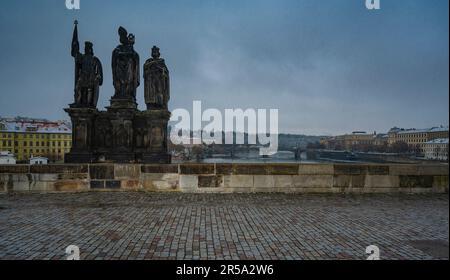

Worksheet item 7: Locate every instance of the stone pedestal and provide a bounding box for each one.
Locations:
[65,100,171,164]
[109,97,138,110]
[136,110,171,164]
[65,107,98,163]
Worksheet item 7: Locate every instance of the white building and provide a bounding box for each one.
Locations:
[424,138,449,161]
[0,151,16,165]
[30,156,49,165]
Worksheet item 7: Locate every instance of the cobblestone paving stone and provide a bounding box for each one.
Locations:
[0,192,448,260]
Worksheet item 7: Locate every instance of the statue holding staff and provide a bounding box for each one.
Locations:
[71,21,103,108]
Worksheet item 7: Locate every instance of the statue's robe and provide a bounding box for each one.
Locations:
[112,45,140,100]
[144,58,170,109]
[74,54,103,107]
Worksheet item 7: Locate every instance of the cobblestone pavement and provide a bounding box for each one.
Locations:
[0,192,448,260]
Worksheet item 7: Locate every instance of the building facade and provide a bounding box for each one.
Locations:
[388,127,449,154]
[0,117,72,163]
[30,156,49,165]
[320,131,384,151]
[0,151,16,164]
[424,138,449,161]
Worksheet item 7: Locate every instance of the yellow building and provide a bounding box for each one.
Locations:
[0,117,72,163]
[388,127,449,154]
[322,131,376,151]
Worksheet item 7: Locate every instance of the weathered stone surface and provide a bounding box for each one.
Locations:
[89,165,114,180]
[418,165,449,176]
[29,181,53,192]
[198,175,223,188]
[32,174,58,181]
[180,164,214,175]
[30,165,88,174]
[57,173,89,180]
[215,164,233,175]
[232,164,269,175]
[298,164,333,175]
[293,175,333,188]
[362,187,400,193]
[364,175,399,188]
[0,165,29,174]
[141,173,179,191]
[296,187,339,194]
[274,176,294,189]
[1,163,448,194]
[367,165,390,175]
[216,163,272,175]
[334,165,368,175]
[120,180,141,190]
[1,174,31,182]
[330,164,389,176]
[333,175,366,188]
[269,164,299,175]
[216,164,298,176]
[141,164,178,174]
[389,165,419,175]
[105,180,121,189]
[223,175,253,188]
[253,175,275,189]
[53,181,89,192]
[179,175,198,191]
[114,164,141,179]
[12,181,31,192]
[399,175,434,188]
[433,176,449,189]
[90,180,104,189]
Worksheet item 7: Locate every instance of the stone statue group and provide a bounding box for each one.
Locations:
[71,21,169,110]
[65,21,171,164]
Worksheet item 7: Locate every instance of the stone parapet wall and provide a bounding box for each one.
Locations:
[0,163,448,194]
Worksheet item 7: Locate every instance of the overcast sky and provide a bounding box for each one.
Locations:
[0,0,448,135]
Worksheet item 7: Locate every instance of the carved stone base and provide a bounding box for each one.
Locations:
[105,152,137,163]
[65,103,171,164]
[108,98,137,109]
